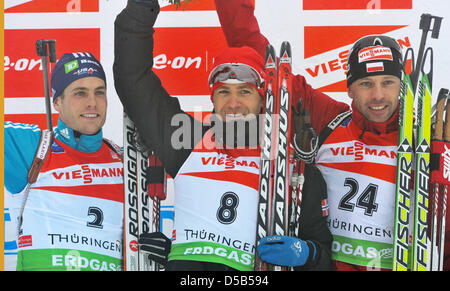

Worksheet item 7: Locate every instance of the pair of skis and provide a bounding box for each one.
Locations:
[429,88,450,271]
[255,42,306,271]
[123,114,165,271]
[393,13,445,271]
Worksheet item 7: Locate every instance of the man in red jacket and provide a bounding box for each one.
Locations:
[214,0,449,271]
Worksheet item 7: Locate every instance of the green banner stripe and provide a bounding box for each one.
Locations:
[331,235,394,269]
[169,242,254,271]
[17,249,122,271]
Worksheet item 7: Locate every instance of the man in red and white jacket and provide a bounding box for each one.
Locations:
[114,0,333,271]
[214,0,450,271]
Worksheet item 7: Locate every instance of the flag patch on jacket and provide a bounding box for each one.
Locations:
[321,198,329,217]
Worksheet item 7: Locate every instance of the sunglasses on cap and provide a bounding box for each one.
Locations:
[208,63,264,89]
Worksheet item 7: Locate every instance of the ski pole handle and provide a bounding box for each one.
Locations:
[444,90,450,141]
[433,89,448,141]
[35,39,57,131]
[419,14,443,39]
[411,14,443,92]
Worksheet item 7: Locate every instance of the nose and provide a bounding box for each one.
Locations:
[224,94,242,113]
[86,92,98,108]
[371,83,385,102]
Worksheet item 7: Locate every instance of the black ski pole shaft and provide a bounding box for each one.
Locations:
[411,14,443,92]
[36,39,57,131]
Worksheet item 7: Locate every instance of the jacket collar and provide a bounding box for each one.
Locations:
[54,118,103,153]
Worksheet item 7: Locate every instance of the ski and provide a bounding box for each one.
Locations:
[123,113,140,271]
[271,41,294,272]
[255,44,278,271]
[430,88,450,271]
[411,47,432,271]
[123,113,164,271]
[392,49,415,271]
[439,96,450,270]
[393,13,443,271]
[255,42,294,271]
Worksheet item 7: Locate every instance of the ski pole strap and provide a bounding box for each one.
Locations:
[430,140,450,185]
[18,129,53,235]
[28,129,53,184]
[103,138,123,158]
[293,131,318,163]
[318,110,353,148]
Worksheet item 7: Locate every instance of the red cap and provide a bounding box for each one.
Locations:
[209,46,265,102]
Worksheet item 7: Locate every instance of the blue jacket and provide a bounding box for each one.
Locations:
[4,118,104,194]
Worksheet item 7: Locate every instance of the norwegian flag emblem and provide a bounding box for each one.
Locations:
[321,198,329,217]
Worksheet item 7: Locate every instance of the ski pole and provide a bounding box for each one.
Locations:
[439,92,450,270]
[410,13,443,92]
[430,88,448,270]
[35,39,57,131]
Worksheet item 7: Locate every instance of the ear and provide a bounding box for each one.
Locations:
[348,88,354,100]
[53,97,62,113]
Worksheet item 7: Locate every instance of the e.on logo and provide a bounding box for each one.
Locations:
[153,27,227,96]
[153,54,202,70]
[4,56,42,72]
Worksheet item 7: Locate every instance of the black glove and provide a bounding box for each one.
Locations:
[138,232,171,267]
[292,100,318,163]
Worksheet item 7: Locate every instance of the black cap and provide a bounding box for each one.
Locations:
[346,35,403,87]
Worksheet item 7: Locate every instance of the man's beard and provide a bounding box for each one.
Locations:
[210,113,261,149]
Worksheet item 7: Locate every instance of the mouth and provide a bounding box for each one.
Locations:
[368,105,388,111]
[81,113,100,119]
[225,113,245,121]
[224,113,257,122]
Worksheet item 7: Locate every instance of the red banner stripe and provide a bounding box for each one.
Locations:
[303,0,412,10]
[5,0,99,13]
[318,162,396,184]
[304,25,407,58]
[181,170,260,191]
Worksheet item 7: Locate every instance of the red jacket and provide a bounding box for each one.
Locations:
[214,0,450,271]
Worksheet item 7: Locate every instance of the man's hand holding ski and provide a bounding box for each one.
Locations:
[138,232,172,267]
[257,235,316,267]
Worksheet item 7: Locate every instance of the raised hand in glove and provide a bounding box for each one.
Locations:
[138,232,171,267]
[257,235,317,267]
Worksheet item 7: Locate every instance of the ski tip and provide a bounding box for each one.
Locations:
[265,45,276,69]
[279,41,292,64]
[280,41,292,57]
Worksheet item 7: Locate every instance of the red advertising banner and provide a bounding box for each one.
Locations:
[5,0,99,13]
[153,27,227,96]
[304,25,411,92]
[4,28,101,98]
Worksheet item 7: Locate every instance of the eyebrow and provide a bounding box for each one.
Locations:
[71,86,106,92]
